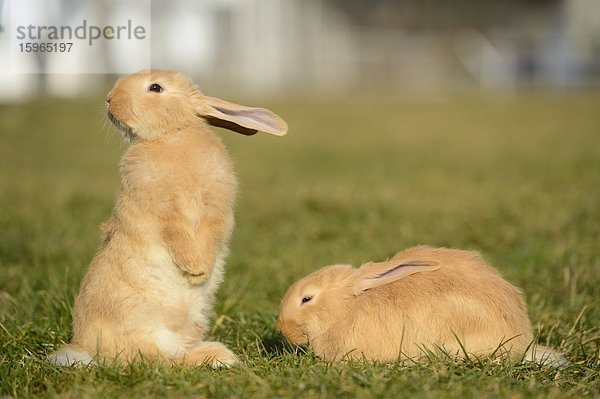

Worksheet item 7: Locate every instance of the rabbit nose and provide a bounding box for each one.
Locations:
[106,97,112,105]
[277,314,291,336]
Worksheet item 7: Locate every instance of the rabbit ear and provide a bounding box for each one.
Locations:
[354,260,440,293]
[199,96,288,136]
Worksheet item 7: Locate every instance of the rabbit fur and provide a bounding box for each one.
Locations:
[278,246,566,367]
[49,70,287,368]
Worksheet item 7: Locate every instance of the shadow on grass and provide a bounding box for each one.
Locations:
[260,334,308,358]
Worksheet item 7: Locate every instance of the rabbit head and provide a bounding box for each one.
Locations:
[278,258,440,346]
[106,70,288,142]
[278,264,356,345]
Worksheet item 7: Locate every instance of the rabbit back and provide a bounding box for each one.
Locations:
[311,247,533,361]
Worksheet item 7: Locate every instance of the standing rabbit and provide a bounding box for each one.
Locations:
[50,70,287,368]
[278,246,566,366]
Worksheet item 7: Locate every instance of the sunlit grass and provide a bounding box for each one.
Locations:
[1,93,599,398]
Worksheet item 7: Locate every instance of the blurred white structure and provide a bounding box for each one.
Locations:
[0,0,599,101]
[150,0,357,96]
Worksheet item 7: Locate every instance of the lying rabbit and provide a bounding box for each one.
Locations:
[49,70,287,368]
[278,246,566,366]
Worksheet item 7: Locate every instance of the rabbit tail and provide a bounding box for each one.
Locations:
[49,344,94,366]
[525,345,568,367]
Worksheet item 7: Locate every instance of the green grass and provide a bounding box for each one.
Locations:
[1,93,599,398]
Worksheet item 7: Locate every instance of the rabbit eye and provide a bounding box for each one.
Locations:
[148,83,163,93]
[301,296,313,305]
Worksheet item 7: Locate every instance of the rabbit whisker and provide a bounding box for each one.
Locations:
[106,110,135,143]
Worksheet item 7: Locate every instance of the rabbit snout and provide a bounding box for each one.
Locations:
[277,314,307,345]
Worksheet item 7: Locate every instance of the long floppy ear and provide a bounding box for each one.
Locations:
[199,95,288,136]
[354,259,440,294]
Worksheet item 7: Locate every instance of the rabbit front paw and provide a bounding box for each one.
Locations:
[171,248,216,285]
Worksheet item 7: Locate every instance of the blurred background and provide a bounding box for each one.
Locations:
[1,0,599,100]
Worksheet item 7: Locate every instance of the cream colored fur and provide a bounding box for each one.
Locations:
[49,70,287,368]
[278,246,566,366]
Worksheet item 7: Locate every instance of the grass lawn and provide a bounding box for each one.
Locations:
[0,93,599,398]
